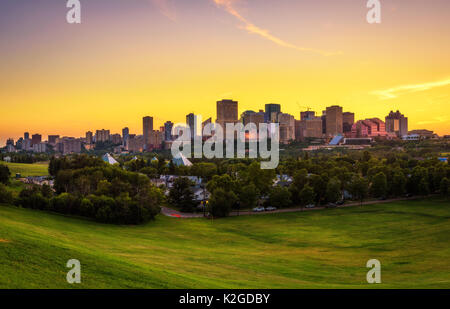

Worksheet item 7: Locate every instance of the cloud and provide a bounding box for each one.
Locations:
[212,0,341,56]
[371,78,450,99]
[150,0,177,22]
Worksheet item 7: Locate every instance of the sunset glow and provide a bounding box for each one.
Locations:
[1,0,449,144]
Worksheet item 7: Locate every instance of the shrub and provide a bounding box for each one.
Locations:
[268,186,292,208]
[209,188,237,218]
[0,164,11,184]
[17,187,49,210]
[0,183,13,204]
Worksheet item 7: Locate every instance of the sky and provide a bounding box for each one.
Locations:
[0,0,449,144]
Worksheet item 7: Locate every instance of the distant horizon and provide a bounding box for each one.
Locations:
[1,0,449,144]
[1,103,448,145]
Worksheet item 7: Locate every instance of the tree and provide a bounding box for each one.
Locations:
[308,174,327,205]
[440,177,449,197]
[371,172,387,198]
[239,161,276,193]
[391,172,407,197]
[299,185,315,207]
[209,188,237,218]
[268,186,292,209]
[238,183,259,209]
[0,164,11,184]
[418,178,430,196]
[326,177,341,203]
[140,167,158,179]
[206,174,237,194]
[168,177,197,212]
[0,183,13,204]
[349,176,369,206]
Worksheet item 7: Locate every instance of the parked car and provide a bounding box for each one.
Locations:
[326,203,337,208]
[305,204,315,209]
[336,200,345,205]
[253,207,265,212]
[265,206,277,211]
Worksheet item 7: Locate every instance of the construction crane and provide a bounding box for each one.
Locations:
[296,101,313,112]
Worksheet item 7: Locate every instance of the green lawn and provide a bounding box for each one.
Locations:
[2,161,49,177]
[0,199,449,289]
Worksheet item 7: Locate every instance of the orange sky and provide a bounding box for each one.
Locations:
[1,0,449,144]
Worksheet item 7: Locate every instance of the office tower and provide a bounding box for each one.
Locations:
[326,105,343,136]
[186,113,197,139]
[164,122,174,141]
[385,110,408,137]
[300,111,316,121]
[277,113,296,144]
[265,103,281,123]
[33,143,47,153]
[343,112,355,133]
[24,132,30,140]
[296,116,323,140]
[111,134,122,145]
[6,138,14,146]
[127,135,144,153]
[352,118,387,138]
[321,111,327,134]
[85,131,93,144]
[95,129,110,143]
[122,127,129,146]
[217,99,238,125]
[48,135,60,145]
[143,116,154,151]
[31,134,42,146]
[241,110,265,127]
[216,99,238,138]
[61,138,82,154]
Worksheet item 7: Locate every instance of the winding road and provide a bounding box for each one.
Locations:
[161,196,428,219]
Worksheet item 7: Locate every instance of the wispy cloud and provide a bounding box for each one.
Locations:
[212,0,341,56]
[371,78,450,99]
[150,0,177,22]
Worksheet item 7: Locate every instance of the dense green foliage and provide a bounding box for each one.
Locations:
[168,177,197,213]
[0,164,11,184]
[12,155,163,224]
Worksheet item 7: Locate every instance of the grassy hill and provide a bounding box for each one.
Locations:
[2,161,49,177]
[0,199,449,288]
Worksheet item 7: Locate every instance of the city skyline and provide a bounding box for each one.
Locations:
[1,0,450,144]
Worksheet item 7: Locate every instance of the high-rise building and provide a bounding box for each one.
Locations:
[216,99,238,138]
[6,138,14,146]
[296,116,323,140]
[122,127,129,146]
[241,110,265,127]
[127,135,144,153]
[265,104,281,123]
[24,132,30,140]
[143,116,154,151]
[111,134,122,145]
[300,111,316,121]
[343,112,355,134]
[31,134,42,146]
[326,105,343,136]
[351,118,387,138]
[277,113,296,144]
[62,138,82,154]
[164,121,174,141]
[48,135,60,145]
[95,129,110,143]
[86,131,93,144]
[385,110,408,137]
[186,113,197,139]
